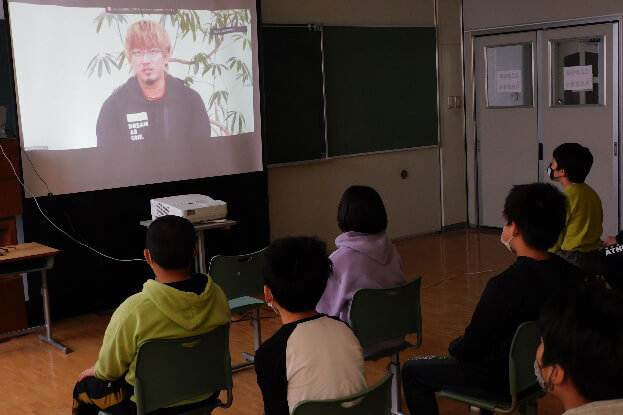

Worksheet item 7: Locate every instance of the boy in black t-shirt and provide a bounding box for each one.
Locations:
[254,237,367,415]
[401,183,584,415]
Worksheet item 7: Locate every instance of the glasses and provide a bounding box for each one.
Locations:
[130,48,164,59]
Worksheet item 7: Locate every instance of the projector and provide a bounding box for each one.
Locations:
[150,194,227,222]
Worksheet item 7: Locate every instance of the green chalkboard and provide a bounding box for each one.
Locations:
[324,26,438,157]
[262,25,326,165]
[261,25,438,164]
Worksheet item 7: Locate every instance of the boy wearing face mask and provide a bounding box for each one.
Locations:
[254,237,367,415]
[536,285,623,414]
[547,143,603,279]
[401,183,584,415]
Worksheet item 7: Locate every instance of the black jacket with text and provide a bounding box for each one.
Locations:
[96,75,211,148]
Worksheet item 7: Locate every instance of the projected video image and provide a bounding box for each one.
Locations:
[9,4,255,150]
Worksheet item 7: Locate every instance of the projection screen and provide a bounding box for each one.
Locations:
[5,0,263,196]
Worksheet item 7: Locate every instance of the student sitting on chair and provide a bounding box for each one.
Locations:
[401,183,584,415]
[255,236,367,415]
[72,215,230,415]
[536,284,623,414]
[316,185,406,322]
[547,143,603,279]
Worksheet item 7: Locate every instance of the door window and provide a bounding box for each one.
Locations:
[551,37,604,106]
[485,43,534,108]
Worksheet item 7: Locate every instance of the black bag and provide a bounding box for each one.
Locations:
[600,244,623,289]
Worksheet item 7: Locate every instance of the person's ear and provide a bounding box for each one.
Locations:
[264,285,273,304]
[541,364,566,391]
[193,244,198,258]
[558,168,567,178]
[549,364,566,388]
[144,249,152,264]
[508,221,519,237]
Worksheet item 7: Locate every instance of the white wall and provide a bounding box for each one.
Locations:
[263,0,467,247]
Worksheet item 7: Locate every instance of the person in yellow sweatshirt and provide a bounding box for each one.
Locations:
[72,215,230,415]
[548,143,603,279]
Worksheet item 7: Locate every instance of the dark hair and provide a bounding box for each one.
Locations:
[552,143,593,183]
[337,186,388,234]
[539,285,623,401]
[146,215,196,270]
[502,183,567,251]
[262,236,332,312]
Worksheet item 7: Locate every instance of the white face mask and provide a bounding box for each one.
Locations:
[534,359,555,392]
[500,228,515,252]
[267,301,280,316]
[534,359,546,390]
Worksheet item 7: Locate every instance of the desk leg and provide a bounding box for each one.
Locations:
[38,270,70,354]
[197,230,206,274]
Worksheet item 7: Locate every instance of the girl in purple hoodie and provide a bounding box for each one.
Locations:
[316,186,407,322]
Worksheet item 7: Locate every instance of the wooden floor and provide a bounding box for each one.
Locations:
[0,229,566,415]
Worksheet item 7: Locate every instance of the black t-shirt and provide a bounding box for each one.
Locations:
[448,254,584,391]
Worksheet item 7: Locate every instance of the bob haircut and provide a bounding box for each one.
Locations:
[337,185,388,234]
[125,20,172,59]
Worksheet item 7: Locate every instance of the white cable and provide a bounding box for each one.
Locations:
[423,268,502,290]
[0,143,144,262]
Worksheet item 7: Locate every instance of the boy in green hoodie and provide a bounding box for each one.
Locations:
[72,215,230,415]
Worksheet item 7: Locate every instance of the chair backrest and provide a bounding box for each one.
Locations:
[208,248,267,300]
[134,324,233,415]
[508,321,541,397]
[292,371,393,415]
[348,277,422,348]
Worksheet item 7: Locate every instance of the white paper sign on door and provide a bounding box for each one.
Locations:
[563,65,593,91]
[496,70,522,93]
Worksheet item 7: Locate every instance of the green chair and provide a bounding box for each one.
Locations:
[209,247,267,370]
[439,321,545,414]
[348,277,423,415]
[100,323,233,415]
[292,371,393,415]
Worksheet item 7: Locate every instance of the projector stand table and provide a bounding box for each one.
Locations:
[0,243,69,353]
[140,219,237,273]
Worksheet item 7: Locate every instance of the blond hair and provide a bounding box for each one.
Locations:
[125,20,171,58]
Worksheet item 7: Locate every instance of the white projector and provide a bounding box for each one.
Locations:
[150,194,227,222]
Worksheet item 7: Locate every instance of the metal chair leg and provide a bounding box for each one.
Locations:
[253,308,262,351]
[389,352,402,415]
[233,308,263,371]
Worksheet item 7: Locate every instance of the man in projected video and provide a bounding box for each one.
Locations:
[96,20,211,146]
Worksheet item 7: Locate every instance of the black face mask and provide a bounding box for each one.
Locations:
[547,164,556,180]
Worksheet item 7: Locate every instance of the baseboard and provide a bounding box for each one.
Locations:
[441,222,468,233]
